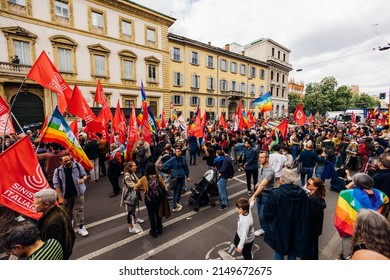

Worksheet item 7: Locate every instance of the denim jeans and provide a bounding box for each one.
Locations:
[217,178,228,206]
[189,151,197,165]
[256,195,268,231]
[274,251,297,260]
[300,167,314,186]
[315,165,324,180]
[245,169,258,192]
[172,177,185,209]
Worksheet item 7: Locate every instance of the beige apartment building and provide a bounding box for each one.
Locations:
[0,0,174,127]
[168,34,269,121]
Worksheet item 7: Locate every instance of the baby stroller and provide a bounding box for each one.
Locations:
[188,169,218,212]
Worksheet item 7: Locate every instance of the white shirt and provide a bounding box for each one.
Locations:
[269,153,287,177]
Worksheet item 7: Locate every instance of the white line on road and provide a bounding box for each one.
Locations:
[134,208,238,260]
[77,185,247,260]
[84,173,247,230]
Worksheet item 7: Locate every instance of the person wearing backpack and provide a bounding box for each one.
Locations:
[133,163,166,238]
[162,148,191,212]
[216,146,232,211]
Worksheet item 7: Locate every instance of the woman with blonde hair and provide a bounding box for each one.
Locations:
[120,161,144,234]
[351,209,390,260]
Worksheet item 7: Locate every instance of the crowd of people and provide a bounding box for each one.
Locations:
[1,115,390,260]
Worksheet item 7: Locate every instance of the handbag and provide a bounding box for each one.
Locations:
[123,188,137,205]
[296,161,303,174]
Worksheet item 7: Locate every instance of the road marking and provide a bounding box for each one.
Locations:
[320,231,341,260]
[133,208,238,260]
[84,172,247,230]
[77,187,247,260]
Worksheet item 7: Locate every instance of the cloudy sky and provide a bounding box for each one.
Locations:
[132,0,390,98]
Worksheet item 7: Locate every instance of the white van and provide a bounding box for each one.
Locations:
[344,109,365,123]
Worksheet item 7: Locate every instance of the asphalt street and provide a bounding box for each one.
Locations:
[1,158,342,260]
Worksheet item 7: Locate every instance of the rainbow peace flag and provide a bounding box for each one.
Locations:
[253,91,272,113]
[173,108,178,121]
[40,107,93,171]
[334,188,388,237]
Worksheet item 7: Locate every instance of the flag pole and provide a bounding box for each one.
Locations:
[10,112,25,134]
[2,77,27,151]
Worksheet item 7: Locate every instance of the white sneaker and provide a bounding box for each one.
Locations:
[177,204,183,210]
[78,226,89,237]
[254,229,265,236]
[15,215,25,222]
[172,205,182,212]
[136,218,144,224]
[128,227,141,234]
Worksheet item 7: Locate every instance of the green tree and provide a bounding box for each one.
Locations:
[332,85,354,111]
[303,91,330,115]
[288,93,303,113]
[352,93,379,108]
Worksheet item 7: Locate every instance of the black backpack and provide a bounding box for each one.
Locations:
[227,158,235,179]
[146,177,162,203]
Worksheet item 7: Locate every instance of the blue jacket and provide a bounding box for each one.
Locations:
[187,136,199,153]
[217,156,231,179]
[162,156,190,179]
[244,147,258,170]
[53,162,87,197]
[234,142,245,156]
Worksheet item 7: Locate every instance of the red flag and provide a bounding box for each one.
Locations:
[69,119,79,137]
[351,111,356,124]
[236,101,245,130]
[262,116,269,127]
[0,136,50,220]
[161,108,167,129]
[277,119,289,139]
[112,100,126,143]
[38,115,49,138]
[68,85,103,133]
[97,110,108,142]
[125,105,139,161]
[0,113,15,135]
[193,112,203,138]
[247,110,255,128]
[293,103,307,126]
[201,111,207,137]
[309,114,315,123]
[26,51,72,113]
[219,113,226,127]
[141,101,151,144]
[94,80,113,121]
[0,95,10,117]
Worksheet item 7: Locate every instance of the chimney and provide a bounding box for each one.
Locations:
[208,42,211,46]
[225,44,230,51]
[241,51,245,56]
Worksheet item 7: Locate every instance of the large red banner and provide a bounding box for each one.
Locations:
[0,136,50,220]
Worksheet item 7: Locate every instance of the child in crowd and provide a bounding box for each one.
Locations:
[233,198,255,260]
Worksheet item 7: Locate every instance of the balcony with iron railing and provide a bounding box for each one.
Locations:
[0,62,31,78]
[227,90,245,99]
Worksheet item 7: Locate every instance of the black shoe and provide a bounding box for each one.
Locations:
[218,204,228,211]
[109,193,119,198]
[149,230,158,238]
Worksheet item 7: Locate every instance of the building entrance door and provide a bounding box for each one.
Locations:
[228,101,237,120]
[11,92,44,129]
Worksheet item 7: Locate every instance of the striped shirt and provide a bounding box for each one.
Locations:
[29,239,64,260]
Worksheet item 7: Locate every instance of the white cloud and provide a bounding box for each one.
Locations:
[132,0,390,97]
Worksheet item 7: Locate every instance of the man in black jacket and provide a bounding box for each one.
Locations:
[263,168,311,260]
[33,188,75,260]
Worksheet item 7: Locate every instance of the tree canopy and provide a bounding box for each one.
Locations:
[288,76,379,114]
